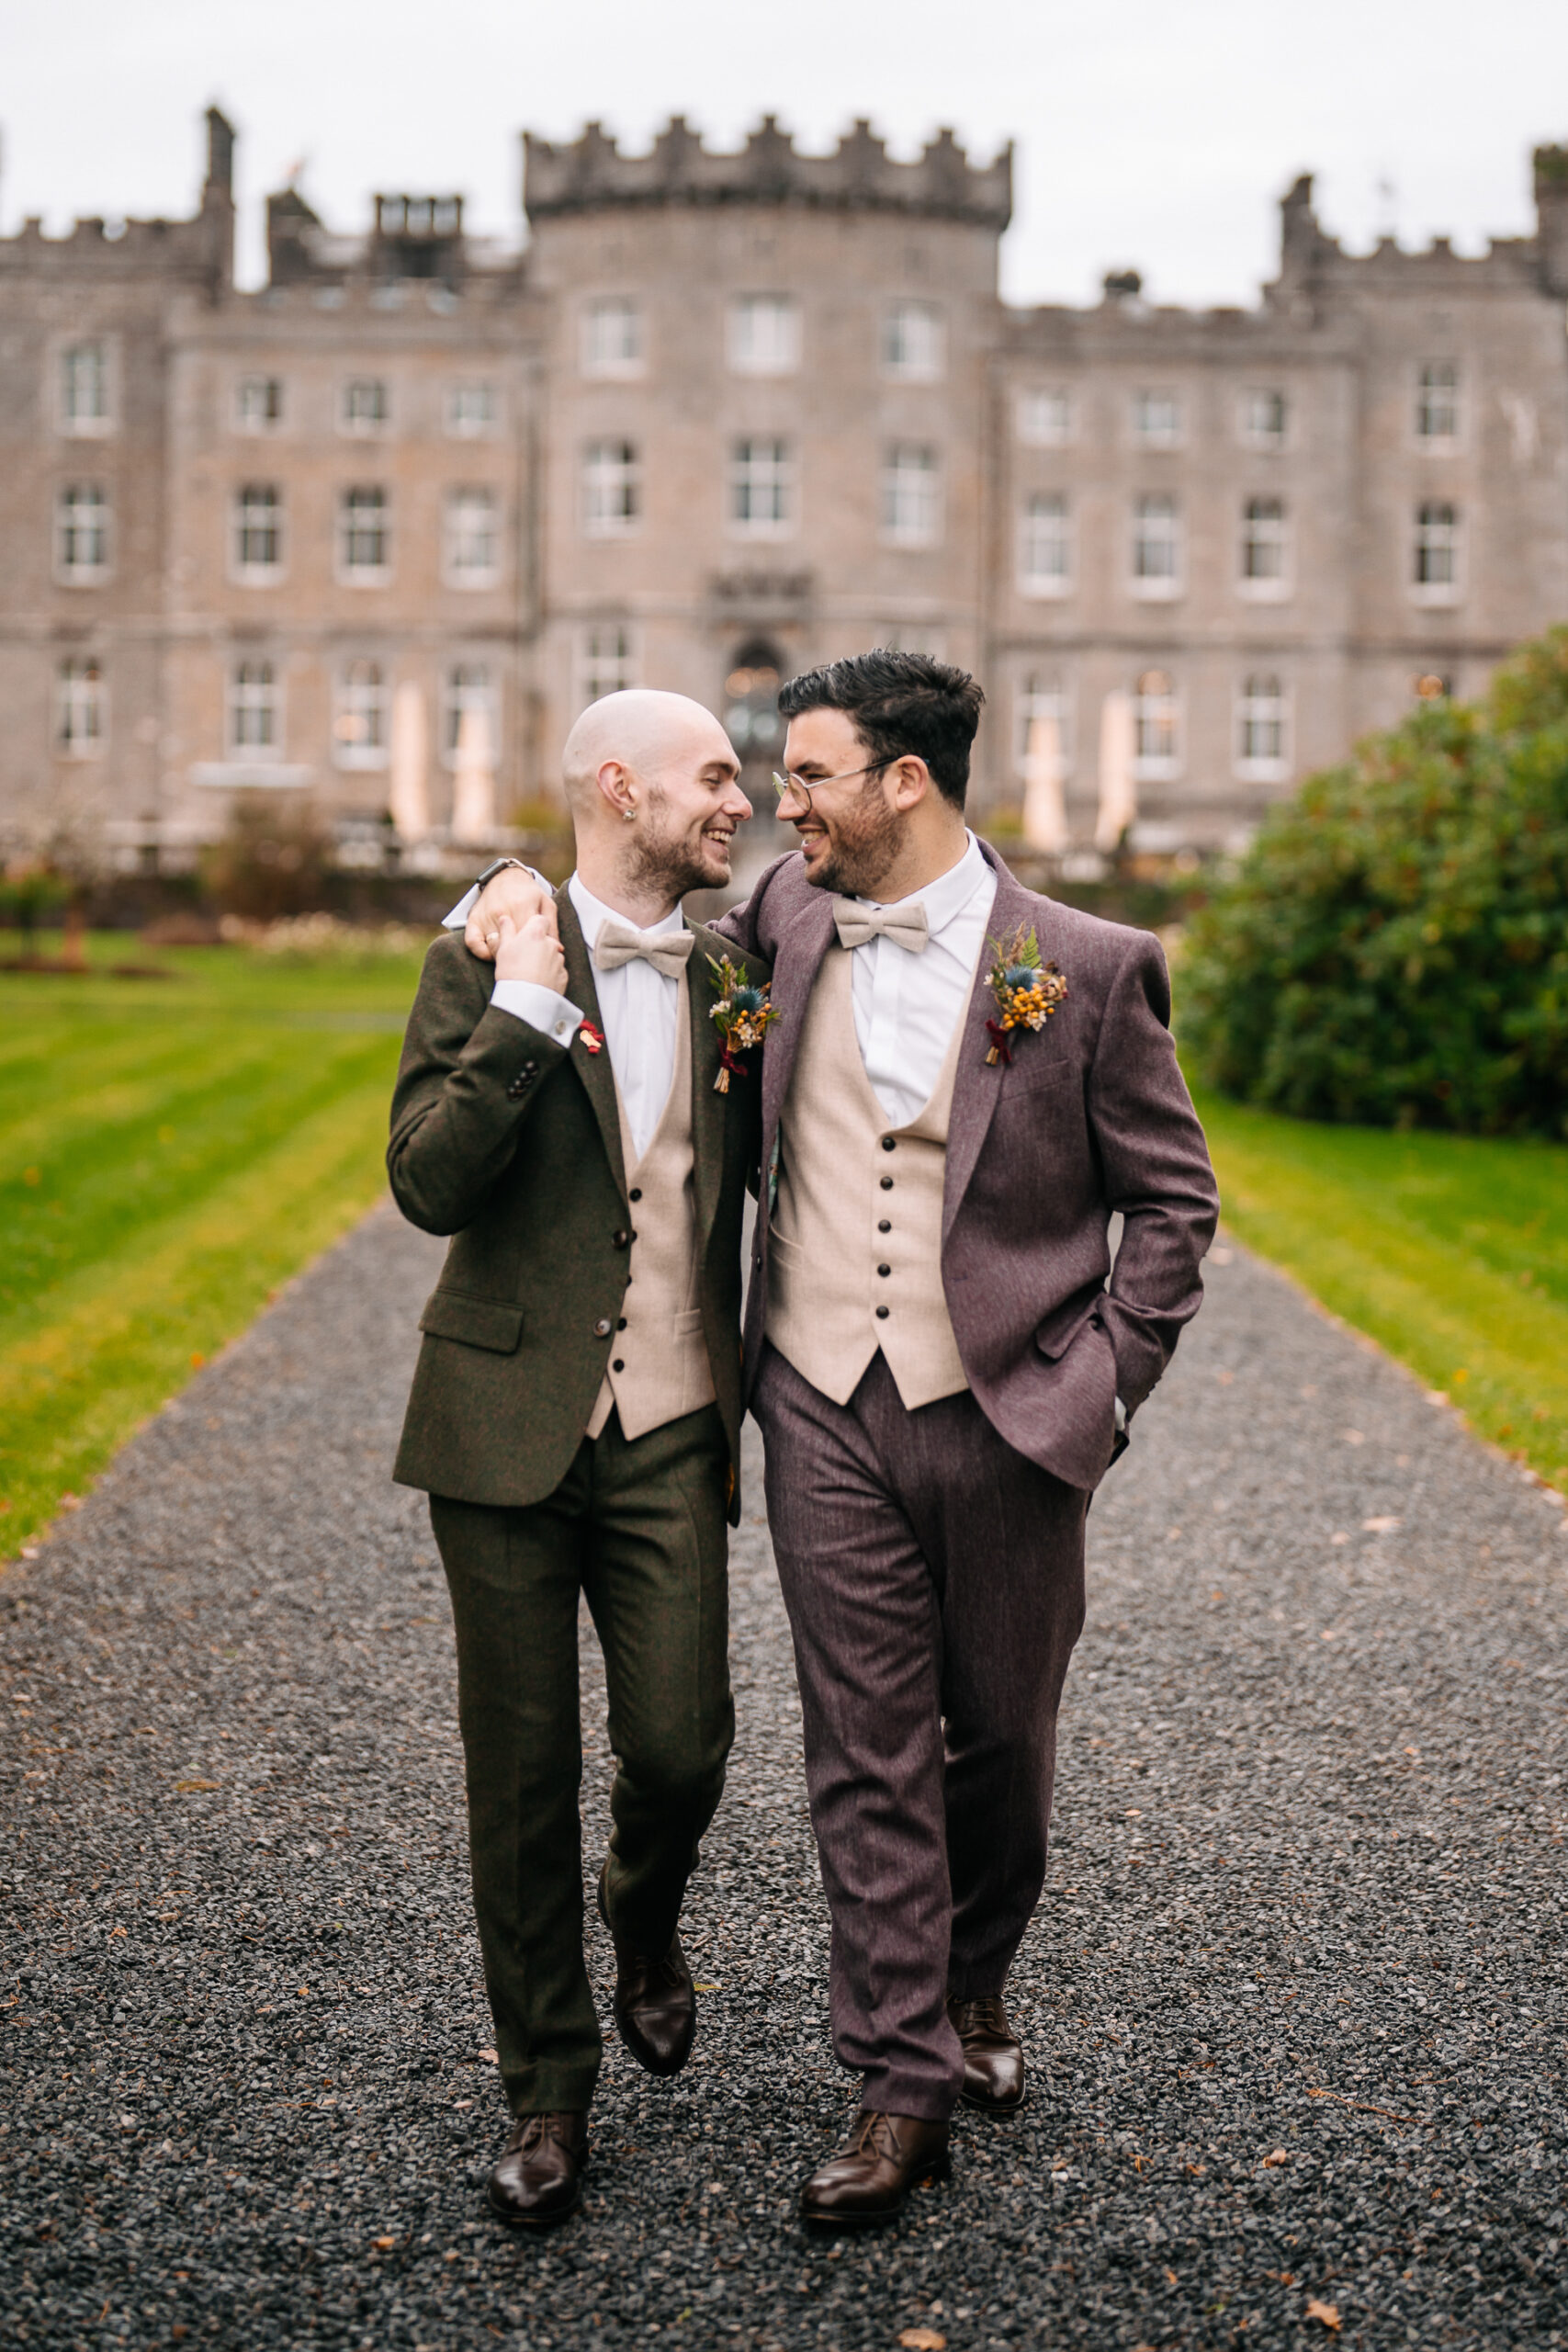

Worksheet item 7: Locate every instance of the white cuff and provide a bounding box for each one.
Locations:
[442,865,554,932]
[491,981,583,1046]
[1114,1396,1127,1436]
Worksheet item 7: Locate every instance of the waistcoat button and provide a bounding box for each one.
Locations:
[629,1187,642,1202]
[877,1263,891,1278]
[877,1219,891,1233]
[880,1136,896,1151]
[875,1305,890,1320]
[880,1174,894,1191]
[612,1359,625,1373]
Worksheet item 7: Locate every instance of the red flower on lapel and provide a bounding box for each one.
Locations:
[579,1021,604,1056]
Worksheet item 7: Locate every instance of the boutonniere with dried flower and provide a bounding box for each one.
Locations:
[983,925,1068,1066]
[707,955,780,1092]
[578,1020,604,1057]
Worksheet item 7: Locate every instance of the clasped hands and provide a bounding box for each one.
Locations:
[469,871,564,995]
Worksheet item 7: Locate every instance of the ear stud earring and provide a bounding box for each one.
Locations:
[623,807,636,823]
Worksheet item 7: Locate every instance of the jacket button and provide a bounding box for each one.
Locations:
[877,1219,891,1233]
[506,1080,525,1100]
[612,1228,630,1249]
[880,1136,897,1152]
[593,1318,613,1338]
[875,1305,889,1320]
[523,1059,538,1076]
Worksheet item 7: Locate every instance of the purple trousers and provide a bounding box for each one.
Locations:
[752,1343,1088,2120]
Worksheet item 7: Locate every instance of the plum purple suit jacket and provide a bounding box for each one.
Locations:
[711,839,1221,1492]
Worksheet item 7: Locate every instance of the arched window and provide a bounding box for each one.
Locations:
[724,639,784,761]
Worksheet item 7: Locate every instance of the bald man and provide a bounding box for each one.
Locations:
[387,694,764,2228]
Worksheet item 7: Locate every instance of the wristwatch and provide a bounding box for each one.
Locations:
[472,856,530,891]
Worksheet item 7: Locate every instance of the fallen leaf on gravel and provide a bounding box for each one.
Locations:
[109,1926,127,1939]
[373,2235,396,2249]
[1305,2300,1341,2331]
[899,2334,947,2351]
[174,1779,219,1793]
[1343,1430,1365,1446]
[1362,1516,1401,1533]
[296,1986,310,1998]
[477,2048,498,2062]
[1261,2148,1290,2166]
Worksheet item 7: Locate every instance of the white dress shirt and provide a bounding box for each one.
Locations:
[451,873,684,1163]
[841,831,997,1126]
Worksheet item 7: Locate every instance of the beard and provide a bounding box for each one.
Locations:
[804,774,908,898]
[621,787,730,902]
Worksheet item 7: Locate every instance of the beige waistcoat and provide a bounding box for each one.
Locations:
[586,973,716,1442]
[766,944,969,1411]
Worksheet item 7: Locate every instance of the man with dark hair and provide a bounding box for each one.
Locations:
[458,650,1218,2226]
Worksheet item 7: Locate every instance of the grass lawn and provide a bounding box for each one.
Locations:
[1,931,426,1558]
[1190,1081,1568,1493]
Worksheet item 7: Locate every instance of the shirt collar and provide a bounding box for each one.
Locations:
[858,831,988,940]
[568,871,687,948]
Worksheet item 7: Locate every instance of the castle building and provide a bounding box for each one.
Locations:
[2,108,1565,865]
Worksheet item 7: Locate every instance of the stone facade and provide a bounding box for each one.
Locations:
[2,110,1565,864]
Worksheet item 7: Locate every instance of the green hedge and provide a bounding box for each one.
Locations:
[1180,628,1568,1136]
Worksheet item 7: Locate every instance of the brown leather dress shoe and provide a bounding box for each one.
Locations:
[596,1862,696,2077]
[799,2109,951,2229]
[946,1992,1026,2113]
[487,2111,588,2228]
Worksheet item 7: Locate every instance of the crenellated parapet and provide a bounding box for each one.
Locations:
[0,107,234,291]
[523,116,1012,230]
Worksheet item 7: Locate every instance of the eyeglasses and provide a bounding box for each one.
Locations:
[772,759,902,815]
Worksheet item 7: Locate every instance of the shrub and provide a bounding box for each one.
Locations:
[201,795,333,922]
[1179,639,1568,1136]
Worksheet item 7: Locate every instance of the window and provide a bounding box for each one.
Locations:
[883,300,943,382]
[1413,501,1461,600]
[728,438,794,537]
[1239,497,1290,597]
[582,440,640,537]
[236,377,284,433]
[443,663,496,763]
[61,342,110,435]
[881,444,940,548]
[229,661,280,754]
[1240,388,1288,448]
[333,660,389,767]
[446,381,498,437]
[1131,494,1181,596]
[1018,389,1072,447]
[1015,673,1072,774]
[444,488,501,584]
[56,485,109,582]
[1133,390,1181,447]
[341,379,389,435]
[1019,492,1071,596]
[340,486,389,577]
[581,298,643,379]
[1132,669,1180,779]
[57,657,105,756]
[233,484,283,578]
[579,625,640,706]
[1235,673,1288,779]
[1416,363,1460,444]
[728,296,801,378]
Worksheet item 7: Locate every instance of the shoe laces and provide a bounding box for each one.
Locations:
[511,2112,573,2155]
[951,1994,1009,2040]
[846,2109,903,2163]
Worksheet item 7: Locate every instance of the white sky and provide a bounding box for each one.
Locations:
[5,0,1567,306]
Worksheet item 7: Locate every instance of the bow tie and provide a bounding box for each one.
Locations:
[592,920,695,979]
[831,898,931,955]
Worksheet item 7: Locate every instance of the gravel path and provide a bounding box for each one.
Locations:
[4,1204,1566,2352]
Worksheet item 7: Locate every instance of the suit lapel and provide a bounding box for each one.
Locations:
[558,885,627,1205]
[761,888,839,1140]
[686,924,728,1245]
[942,846,1039,1240]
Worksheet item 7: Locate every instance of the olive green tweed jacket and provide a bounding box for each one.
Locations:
[388,889,768,1523]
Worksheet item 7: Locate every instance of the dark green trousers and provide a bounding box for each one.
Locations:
[430,1404,733,2117]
